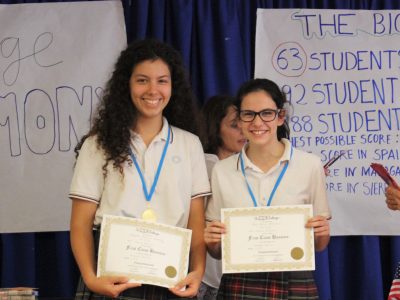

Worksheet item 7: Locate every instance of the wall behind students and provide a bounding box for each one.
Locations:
[0,1,399,299]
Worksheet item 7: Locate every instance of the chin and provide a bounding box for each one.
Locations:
[250,139,270,146]
[141,108,163,117]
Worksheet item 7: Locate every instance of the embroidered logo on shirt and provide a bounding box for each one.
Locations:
[171,155,181,164]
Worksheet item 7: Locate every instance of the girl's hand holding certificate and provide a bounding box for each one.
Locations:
[204,221,226,259]
[85,275,141,298]
[305,215,330,251]
[169,269,202,297]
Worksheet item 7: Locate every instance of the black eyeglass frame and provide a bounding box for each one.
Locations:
[238,108,282,122]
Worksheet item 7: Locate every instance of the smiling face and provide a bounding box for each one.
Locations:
[218,105,247,158]
[239,90,285,147]
[129,59,172,122]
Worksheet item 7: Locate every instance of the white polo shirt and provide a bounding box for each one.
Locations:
[69,118,211,228]
[206,139,331,221]
[203,153,222,289]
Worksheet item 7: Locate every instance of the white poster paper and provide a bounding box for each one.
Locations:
[0,1,126,232]
[255,9,400,235]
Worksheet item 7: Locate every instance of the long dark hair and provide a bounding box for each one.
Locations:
[200,95,237,155]
[235,78,290,140]
[75,39,199,173]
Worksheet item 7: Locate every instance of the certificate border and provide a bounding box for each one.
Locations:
[97,215,192,287]
[222,205,314,273]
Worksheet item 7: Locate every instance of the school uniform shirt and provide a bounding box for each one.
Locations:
[202,153,222,289]
[206,138,331,221]
[69,118,211,228]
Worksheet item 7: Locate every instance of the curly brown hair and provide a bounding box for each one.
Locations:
[75,39,199,173]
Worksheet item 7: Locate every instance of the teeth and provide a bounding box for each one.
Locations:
[144,98,160,105]
[252,130,265,135]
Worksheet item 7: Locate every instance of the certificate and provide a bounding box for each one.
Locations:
[221,205,314,273]
[97,215,192,288]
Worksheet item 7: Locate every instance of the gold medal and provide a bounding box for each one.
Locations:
[142,208,157,222]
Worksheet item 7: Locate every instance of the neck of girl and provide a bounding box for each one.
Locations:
[134,116,164,147]
[217,147,235,160]
[246,140,285,173]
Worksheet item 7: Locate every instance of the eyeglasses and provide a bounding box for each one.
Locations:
[239,109,281,122]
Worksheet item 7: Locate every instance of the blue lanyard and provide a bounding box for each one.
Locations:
[129,126,171,202]
[239,145,293,207]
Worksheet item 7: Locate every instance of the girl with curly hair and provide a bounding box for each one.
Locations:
[69,39,210,299]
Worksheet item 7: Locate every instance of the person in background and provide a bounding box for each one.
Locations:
[204,78,331,299]
[69,39,210,299]
[197,95,247,300]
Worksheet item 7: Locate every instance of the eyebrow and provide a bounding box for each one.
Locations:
[133,74,171,79]
[241,108,278,111]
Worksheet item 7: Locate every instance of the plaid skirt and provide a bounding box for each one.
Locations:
[198,281,218,300]
[217,271,318,300]
[74,230,196,300]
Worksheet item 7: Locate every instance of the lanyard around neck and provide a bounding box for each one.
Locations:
[129,126,171,202]
[239,145,293,207]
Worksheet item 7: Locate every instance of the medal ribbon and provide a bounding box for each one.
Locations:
[239,145,293,207]
[129,126,171,202]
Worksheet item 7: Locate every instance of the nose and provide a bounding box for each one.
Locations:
[147,81,157,94]
[235,125,245,136]
[252,114,264,125]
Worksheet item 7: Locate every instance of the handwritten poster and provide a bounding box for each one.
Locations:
[255,9,400,235]
[0,1,126,233]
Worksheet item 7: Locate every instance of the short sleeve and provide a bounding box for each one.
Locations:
[205,163,224,221]
[310,159,331,219]
[69,136,105,204]
[190,136,211,199]
[204,153,219,179]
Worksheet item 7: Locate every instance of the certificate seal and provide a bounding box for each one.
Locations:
[165,266,177,278]
[291,247,304,260]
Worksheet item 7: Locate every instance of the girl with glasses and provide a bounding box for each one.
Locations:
[204,78,331,299]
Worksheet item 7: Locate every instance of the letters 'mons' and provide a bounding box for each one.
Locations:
[0,86,98,157]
